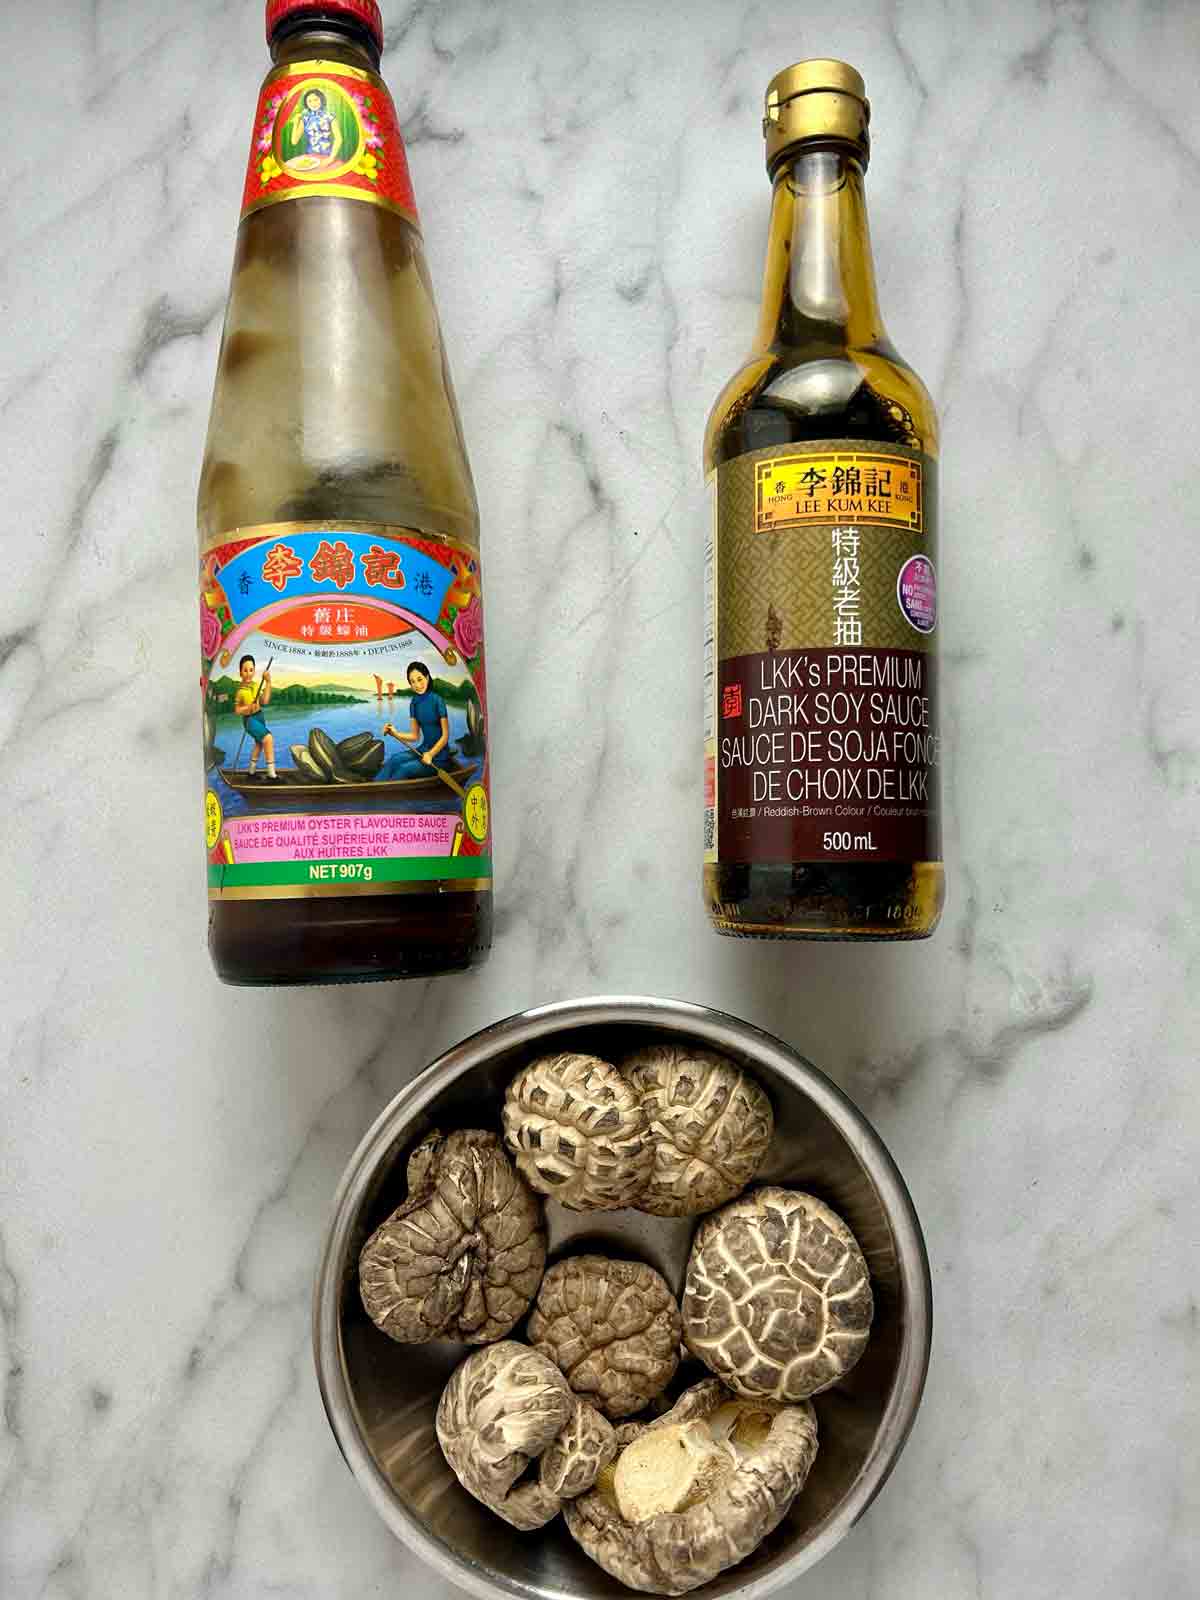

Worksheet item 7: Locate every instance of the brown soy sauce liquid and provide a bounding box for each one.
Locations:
[199,20,491,983]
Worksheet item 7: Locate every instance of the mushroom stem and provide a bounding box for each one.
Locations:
[614,1423,735,1524]
[563,1380,821,1595]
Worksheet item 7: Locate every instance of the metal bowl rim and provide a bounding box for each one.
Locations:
[313,993,933,1600]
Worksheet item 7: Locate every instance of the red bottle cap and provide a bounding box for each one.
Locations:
[265,0,384,50]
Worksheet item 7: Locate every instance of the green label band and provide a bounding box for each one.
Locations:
[208,855,491,888]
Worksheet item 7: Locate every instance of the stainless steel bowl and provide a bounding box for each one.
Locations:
[314,996,932,1600]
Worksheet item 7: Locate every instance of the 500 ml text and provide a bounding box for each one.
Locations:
[824,831,876,852]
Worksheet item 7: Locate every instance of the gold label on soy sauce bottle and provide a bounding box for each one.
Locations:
[704,439,941,867]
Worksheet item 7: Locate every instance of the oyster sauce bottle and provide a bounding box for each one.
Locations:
[198,0,493,983]
[703,61,944,940]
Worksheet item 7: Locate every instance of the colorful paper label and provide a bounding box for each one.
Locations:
[240,61,418,224]
[201,523,491,901]
[705,440,941,867]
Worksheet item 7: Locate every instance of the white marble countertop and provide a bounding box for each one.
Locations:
[2,1,1198,1595]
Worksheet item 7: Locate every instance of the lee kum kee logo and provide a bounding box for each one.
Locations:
[754,452,923,533]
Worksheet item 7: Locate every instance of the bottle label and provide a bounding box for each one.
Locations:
[240,61,418,225]
[705,440,940,866]
[200,524,491,901]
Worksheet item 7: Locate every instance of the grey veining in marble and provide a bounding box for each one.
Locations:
[1,1,1199,1596]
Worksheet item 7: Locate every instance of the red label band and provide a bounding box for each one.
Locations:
[240,62,418,224]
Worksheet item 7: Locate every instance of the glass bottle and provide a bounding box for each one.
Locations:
[198,0,493,983]
[704,60,944,940]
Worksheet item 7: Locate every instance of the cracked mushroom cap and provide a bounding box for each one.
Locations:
[528,1255,682,1419]
[436,1342,616,1531]
[622,1044,774,1217]
[682,1188,873,1401]
[359,1130,546,1345]
[540,1394,621,1500]
[503,1053,653,1211]
[563,1378,819,1595]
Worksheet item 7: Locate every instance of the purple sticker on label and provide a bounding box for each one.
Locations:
[897,555,937,634]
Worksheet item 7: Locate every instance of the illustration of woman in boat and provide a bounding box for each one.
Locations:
[284,88,342,172]
[380,661,451,778]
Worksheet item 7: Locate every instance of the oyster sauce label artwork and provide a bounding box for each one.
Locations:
[201,524,491,900]
[705,440,941,866]
[240,61,418,224]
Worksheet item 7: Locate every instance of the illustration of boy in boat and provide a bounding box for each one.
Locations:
[235,655,276,779]
[380,661,450,777]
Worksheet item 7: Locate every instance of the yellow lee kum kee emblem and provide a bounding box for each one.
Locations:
[754,452,923,533]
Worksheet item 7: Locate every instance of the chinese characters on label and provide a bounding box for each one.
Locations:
[362,544,406,588]
[260,539,412,593]
[832,527,862,646]
[262,543,304,592]
[754,452,923,533]
[310,539,356,589]
[299,605,370,641]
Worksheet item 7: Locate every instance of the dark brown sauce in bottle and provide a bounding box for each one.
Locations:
[704,62,943,940]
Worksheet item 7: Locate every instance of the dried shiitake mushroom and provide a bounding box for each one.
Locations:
[682,1188,873,1400]
[436,1341,617,1530]
[563,1378,819,1594]
[540,1395,621,1501]
[528,1255,682,1419]
[621,1044,773,1217]
[503,1053,652,1211]
[359,1130,546,1345]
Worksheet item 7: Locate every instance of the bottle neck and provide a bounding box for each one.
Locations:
[270,22,380,72]
[754,147,885,354]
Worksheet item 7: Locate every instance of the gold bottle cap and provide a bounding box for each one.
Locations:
[763,59,870,173]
